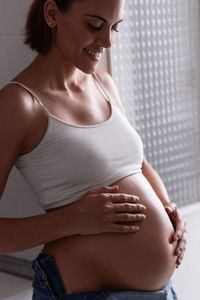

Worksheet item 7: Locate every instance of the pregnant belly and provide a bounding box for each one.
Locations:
[43,173,177,294]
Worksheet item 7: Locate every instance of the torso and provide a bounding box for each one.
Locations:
[7,70,176,294]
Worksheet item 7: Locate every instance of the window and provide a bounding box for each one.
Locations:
[111,0,200,206]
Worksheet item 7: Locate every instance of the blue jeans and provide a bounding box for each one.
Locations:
[32,253,178,300]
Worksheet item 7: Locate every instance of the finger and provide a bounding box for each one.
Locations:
[112,194,140,204]
[171,215,186,242]
[170,210,186,241]
[88,185,119,195]
[174,232,187,256]
[165,202,177,214]
[114,203,146,213]
[110,224,140,233]
[176,252,184,268]
[174,241,186,257]
[114,213,146,223]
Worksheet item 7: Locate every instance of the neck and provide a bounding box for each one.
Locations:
[26,50,90,92]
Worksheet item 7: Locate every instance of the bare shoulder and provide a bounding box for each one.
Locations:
[0,83,44,155]
[0,84,36,136]
[95,68,117,95]
[0,83,34,117]
[95,69,126,115]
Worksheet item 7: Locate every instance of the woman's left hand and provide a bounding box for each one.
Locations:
[165,202,187,268]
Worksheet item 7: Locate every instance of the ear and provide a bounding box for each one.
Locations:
[44,0,59,28]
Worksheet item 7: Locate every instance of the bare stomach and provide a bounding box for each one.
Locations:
[43,173,177,294]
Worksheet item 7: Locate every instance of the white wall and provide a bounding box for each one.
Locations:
[0,0,44,260]
[0,0,35,87]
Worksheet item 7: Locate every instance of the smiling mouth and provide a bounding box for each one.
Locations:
[84,48,102,61]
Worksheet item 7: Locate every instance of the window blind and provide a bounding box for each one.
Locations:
[111,0,200,206]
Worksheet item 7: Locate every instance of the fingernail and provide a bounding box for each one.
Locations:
[167,207,173,213]
[176,235,180,241]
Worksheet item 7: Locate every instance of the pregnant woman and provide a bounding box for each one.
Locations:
[0,0,186,299]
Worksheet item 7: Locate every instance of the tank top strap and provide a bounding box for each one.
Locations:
[8,81,50,115]
[92,73,112,103]
[9,75,111,114]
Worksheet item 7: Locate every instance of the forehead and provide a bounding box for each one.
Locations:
[71,0,125,22]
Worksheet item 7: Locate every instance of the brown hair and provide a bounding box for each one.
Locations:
[24,0,76,55]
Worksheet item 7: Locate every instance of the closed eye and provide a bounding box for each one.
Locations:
[112,27,119,33]
[85,14,122,33]
[88,23,103,31]
[88,23,120,33]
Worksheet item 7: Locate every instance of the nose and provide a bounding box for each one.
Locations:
[96,30,113,49]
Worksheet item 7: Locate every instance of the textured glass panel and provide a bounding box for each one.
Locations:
[111,0,200,206]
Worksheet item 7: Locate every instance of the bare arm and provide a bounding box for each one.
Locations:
[0,208,75,254]
[142,157,170,206]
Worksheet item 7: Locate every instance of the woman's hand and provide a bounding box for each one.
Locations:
[165,202,187,268]
[71,185,146,236]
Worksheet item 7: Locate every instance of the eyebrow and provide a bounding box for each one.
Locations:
[84,14,123,24]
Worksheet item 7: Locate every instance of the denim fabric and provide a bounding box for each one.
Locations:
[32,253,178,300]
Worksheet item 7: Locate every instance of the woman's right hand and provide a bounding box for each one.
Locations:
[70,185,146,236]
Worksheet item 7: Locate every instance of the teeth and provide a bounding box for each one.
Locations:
[85,48,101,59]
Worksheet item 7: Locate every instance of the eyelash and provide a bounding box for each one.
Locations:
[88,23,119,33]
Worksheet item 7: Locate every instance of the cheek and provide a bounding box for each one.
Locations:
[74,29,94,48]
[55,23,94,55]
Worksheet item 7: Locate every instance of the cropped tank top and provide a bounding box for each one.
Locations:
[9,74,143,210]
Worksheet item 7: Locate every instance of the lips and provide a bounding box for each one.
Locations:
[84,48,102,61]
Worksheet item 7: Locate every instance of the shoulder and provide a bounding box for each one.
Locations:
[0,83,45,154]
[95,68,116,93]
[0,83,35,116]
[0,84,37,132]
[95,69,126,115]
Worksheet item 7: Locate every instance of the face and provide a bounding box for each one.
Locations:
[52,0,125,73]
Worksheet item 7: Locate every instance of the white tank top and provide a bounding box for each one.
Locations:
[9,74,143,210]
